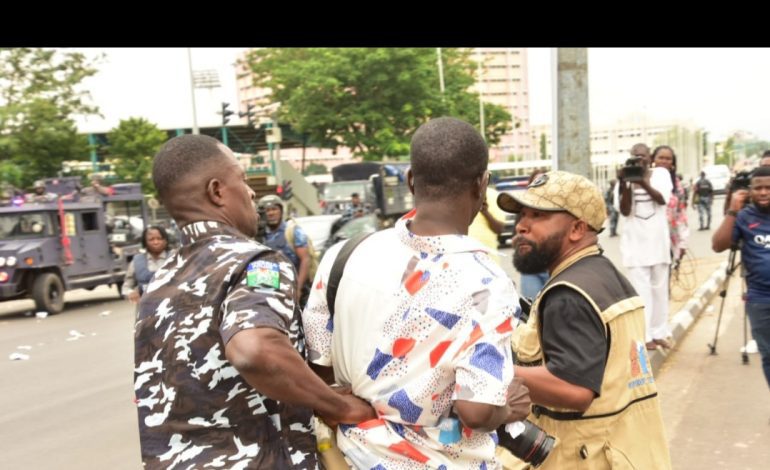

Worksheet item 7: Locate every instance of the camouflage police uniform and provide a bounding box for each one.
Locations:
[134,221,318,469]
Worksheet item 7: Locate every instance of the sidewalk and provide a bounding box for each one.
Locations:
[649,254,730,374]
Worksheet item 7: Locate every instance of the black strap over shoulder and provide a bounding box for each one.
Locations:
[326,232,374,318]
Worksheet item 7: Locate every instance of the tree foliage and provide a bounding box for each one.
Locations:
[241,48,512,161]
[107,117,168,194]
[0,48,101,188]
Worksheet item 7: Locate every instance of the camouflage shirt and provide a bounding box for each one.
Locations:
[134,221,318,469]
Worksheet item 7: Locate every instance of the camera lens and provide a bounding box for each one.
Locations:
[498,419,555,467]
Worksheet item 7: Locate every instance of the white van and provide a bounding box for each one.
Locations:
[701,164,731,194]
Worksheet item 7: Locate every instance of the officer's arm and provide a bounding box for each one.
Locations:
[514,365,594,412]
[226,327,376,425]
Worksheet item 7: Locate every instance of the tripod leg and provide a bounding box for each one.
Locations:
[742,308,750,364]
[709,248,739,355]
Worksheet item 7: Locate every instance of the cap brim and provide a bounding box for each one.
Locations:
[497,191,564,214]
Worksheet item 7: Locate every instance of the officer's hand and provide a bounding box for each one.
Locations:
[504,376,531,423]
[316,386,377,429]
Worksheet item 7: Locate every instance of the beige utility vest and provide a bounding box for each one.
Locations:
[505,246,672,470]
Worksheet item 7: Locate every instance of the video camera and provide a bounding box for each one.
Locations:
[730,170,753,193]
[621,156,646,182]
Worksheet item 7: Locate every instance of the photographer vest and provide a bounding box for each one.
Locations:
[507,246,672,470]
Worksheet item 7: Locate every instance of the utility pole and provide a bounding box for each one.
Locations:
[187,48,199,135]
[555,48,590,178]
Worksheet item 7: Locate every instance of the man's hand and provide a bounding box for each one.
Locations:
[504,376,531,423]
[730,189,749,212]
[316,386,377,429]
[127,290,141,304]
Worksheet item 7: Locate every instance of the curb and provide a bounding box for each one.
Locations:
[650,261,728,374]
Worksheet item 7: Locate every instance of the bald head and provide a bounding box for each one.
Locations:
[410,117,488,200]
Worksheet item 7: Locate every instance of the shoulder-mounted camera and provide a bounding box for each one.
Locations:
[730,170,753,192]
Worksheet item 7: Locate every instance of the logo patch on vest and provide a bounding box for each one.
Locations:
[247,260,280,289]
[628,340,654,389]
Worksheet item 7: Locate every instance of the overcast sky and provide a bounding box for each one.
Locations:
[72,48,770,142]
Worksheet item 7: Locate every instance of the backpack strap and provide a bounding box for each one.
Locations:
[326,232,374,318]
[285,219,296,248]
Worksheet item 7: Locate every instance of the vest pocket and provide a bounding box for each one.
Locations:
[603,442,637,469]
[574,440,637,470]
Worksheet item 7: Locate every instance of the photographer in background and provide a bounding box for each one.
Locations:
[615,143,674,350]
[722,151,770,216]
[712,165,770,391]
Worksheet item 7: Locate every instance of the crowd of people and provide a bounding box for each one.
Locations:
[139,119,770,469]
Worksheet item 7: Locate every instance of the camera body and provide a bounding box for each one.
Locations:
[621,156,646,182]
[730,170,753,193]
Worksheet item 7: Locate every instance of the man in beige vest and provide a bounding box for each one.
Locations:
[496,170,672,469]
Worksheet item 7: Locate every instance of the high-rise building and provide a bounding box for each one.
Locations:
[471,48,533,161]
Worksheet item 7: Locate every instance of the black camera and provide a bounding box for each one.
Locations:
[621,156,646,182]
[498,419,556,467]
[730,170,753,192]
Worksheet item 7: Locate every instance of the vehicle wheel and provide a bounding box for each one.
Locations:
[32,273,65,314]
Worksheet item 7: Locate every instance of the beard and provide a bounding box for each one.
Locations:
[512,230,566,274]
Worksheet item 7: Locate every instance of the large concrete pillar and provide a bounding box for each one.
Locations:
[556,48,591,179]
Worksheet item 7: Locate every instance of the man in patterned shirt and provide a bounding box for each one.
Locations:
[134,134,375,469]
[303,117,531,468]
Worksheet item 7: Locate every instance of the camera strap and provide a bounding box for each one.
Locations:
[326,232,374,318]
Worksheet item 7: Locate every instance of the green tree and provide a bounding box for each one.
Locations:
[0,48,101,187]
[304,162,328,175]
[107,118,168,194]
[241,48,512,161]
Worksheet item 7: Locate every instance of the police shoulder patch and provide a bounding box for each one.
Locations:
[246,260,281,289]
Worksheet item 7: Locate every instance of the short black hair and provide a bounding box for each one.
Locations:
[752,166,770,179]
[152,134,226,201]
[762,150,770,159]
[410,117,488,199]
[141,225,169,249]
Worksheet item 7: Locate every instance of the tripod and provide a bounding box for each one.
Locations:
[707,244,750,364]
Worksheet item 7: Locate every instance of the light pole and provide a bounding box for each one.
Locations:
[186,48,199,135]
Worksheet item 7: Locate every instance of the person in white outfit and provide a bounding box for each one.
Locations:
[615,143,673,350]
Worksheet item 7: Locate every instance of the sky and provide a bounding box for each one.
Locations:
[71,48,770,142]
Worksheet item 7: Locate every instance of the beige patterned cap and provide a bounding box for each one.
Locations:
[496,170,607,232]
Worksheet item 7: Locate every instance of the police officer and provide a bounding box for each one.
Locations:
[497,170,672,469]
[258,194,312,306]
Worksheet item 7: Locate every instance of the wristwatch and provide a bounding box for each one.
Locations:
[726,209,739,217]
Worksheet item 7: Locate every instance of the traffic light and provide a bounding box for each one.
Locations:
[221,102,234,126]
[239,103,256,127]
[280,179,293,200]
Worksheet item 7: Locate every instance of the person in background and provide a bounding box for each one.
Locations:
[259,194,313,306]
[516,168,550,299]
[712,165,770,393]
[693,170,714,230]
[652,145,689,262]
[79,174,114,202]
[616,143,673,351]
[468,184,505,264]
[25,180,57,203]
[124,225,172,304]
